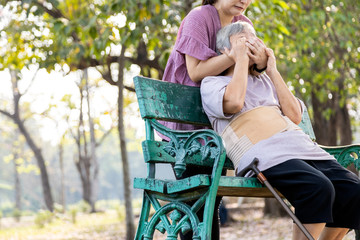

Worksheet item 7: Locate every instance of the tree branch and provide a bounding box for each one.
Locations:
[22,68,40,96]
[0,109,14,119]
[95,127,114,148]
[32,0,65,19]
[75,55,163,73]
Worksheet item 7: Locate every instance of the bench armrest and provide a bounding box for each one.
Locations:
[149,119,227,179]
[321,144,360,170]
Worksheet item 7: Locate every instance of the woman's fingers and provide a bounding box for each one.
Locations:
[255,37,266,47]
[246,41,258,54]
[247,52,256,62]
[265,47,275,57]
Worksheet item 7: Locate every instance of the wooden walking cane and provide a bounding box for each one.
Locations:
[238,158,315,240]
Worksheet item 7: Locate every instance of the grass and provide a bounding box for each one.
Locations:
[0,210,126,240]
[0,199,145,240]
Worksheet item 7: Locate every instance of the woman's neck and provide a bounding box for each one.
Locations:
[220,14,234,27]
[214,5,234,27]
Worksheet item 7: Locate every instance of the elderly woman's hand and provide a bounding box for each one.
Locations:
[246,37,268,70]
[265,47,278,75]
[224,35,249,63]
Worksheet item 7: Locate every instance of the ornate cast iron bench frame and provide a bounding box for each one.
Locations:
[133,76,360,240]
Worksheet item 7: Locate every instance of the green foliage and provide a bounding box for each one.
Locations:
[0,182,13,191]
[69,206,78,224]
[34,210,54,228]
[0,0,189,78]
[12,208,21,222]
[95,199,121,210]
[94,200,126,221]
[77,200,91,213]
[248,0,359,92]
[115,205,125,221]
[0,201,14,217]
[247,0,360,139]
[53,203,64,214]
[2,129,39,175]
[69,200,91,213]
[2,0,358,116]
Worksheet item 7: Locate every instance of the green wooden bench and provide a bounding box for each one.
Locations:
[133,75,360,240]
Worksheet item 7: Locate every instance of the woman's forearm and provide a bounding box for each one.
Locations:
[268,70,302,124]
[223,58,249,114]
[185,54,234,82]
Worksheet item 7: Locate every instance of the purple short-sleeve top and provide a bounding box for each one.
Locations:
[161,5,253,133]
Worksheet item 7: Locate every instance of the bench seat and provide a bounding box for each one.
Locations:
[134,174,278,198]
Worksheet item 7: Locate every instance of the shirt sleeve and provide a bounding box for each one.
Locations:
[200,76,234,119]
[297,98,305,115]
[176,8,218,60]
[176,35,218,61]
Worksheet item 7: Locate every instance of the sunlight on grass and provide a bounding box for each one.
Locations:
[0,199,144,239]
[0,210,125,240]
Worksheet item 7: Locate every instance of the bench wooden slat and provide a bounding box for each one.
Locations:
[166,175,273,197]
[133,178,168,193]
[218,176,279,198]
[136,174,279,198]
[166,174,211,194]
[134,76,211,126]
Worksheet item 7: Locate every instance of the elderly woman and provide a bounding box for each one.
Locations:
[200,21,360,240]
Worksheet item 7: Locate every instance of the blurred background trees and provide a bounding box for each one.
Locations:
[0,0,359,239]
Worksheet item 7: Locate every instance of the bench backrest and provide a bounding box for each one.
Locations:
[133,75,315,139]
[133,76,211,127]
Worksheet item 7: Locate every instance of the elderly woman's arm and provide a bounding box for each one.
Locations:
[222,36,250,114]
[265,48,302,124]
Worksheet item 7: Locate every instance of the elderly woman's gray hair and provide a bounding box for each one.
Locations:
[216,21,255,54]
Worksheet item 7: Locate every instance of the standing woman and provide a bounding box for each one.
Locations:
[161,0,267,239]
[162,0,267,132]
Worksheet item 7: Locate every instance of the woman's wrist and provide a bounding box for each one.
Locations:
[253,64,267,74]
[223,53,235,63]
[266,67,279,78]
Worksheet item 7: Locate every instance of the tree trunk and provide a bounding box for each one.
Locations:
[337,98,352,146]
[75,84,93,211]
[7,70,54,211]
[263,199,288,217]
[336,96,357,174]
[311,88,337,145]
[84,69,98,213]
[118,47,135,240]
[16,119,54,211]
[83,170,92,207]
[75,154,93,209]
[183,0,194,14]
[14,152,21,216]
[59,136,65,212]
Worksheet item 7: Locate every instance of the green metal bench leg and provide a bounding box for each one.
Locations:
[135,192,151,240]
[202,153,227,240]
